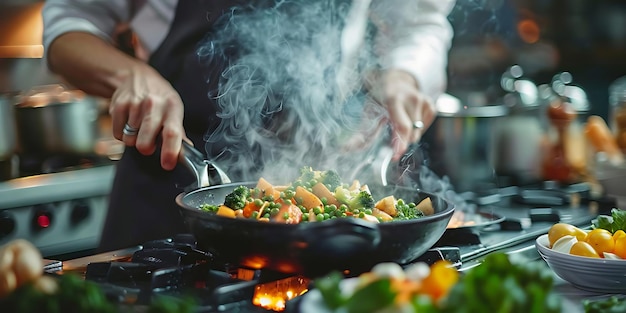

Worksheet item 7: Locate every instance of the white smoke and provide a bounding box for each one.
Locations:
[197,0,386,184]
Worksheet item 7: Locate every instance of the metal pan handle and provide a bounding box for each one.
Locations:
[179,141,231,188]
[294,218,381,259]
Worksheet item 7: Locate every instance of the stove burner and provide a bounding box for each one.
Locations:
[70,234,461,312]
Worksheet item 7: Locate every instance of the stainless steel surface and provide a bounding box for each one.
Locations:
[179,140,231,188]
[0,165,115,257]
[423,94,509,192]
[14,85,100,155]
[367,145,393,186]
[0,94,17,160]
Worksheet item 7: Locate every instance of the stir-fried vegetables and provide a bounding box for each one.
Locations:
[315,252,561,313]
[199,167,433,224]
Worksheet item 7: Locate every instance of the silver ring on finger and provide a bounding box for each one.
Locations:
[412,121,424,130]
[123,123,139,136]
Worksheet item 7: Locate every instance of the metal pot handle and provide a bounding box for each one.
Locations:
[293,218,381,258]
[179,141,231,188]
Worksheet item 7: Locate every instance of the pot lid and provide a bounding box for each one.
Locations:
[16,84,86,108]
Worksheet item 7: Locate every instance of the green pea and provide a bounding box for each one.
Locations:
[270,207,280,216]
[316,213,325,222]
[321,197,328,205]
[254,199,263,207]
[364,209,373,215]
[358,212,365,218]
[323,213,330,220]
[283,212,290,220]
[313,207,322,215]
[263,213,270,219]
[251,211,259,219]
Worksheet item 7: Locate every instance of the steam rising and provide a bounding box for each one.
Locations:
[197,0,385,183]
[196,0,475,213]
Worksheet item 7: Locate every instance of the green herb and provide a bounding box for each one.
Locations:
[584,296,626,313]
[440,253,561,313]
[315,253,561,313]
[0,274,197,313]
[591,208,626,234]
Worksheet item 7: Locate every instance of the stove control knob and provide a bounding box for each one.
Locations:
[70,200,90,225]
[0,211,16,238]
[32,205,53,231]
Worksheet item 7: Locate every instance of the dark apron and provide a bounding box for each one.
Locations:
[99,0,242,251]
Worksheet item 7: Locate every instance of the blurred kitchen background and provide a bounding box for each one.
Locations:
[0,0,626,258]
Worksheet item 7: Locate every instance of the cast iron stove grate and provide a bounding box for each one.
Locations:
[76,234,460,312]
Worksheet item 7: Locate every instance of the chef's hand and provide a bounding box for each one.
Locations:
[379,69,435,161]
[109,64,188,170]
[0,240,48,298]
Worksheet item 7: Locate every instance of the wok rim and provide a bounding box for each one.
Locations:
[175,181,456,227]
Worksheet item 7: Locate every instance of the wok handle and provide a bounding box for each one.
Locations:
[294,218,381,258]
[178,141,232,188]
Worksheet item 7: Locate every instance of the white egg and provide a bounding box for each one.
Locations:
[370,262,406,280]
[552,235,578,254]
[603,252,623,260]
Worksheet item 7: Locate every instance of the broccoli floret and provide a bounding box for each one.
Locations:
[298,167,317,183]
[334,186,353,205]
[224,185,250,211]
[199,204,219,212]
[320,170,342,191]
[350,190,375,210]
[335,187,375,211]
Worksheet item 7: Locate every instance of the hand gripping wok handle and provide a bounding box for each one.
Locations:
[296,218,381,257]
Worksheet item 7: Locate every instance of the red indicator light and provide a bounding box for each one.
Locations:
[37,214,51,228]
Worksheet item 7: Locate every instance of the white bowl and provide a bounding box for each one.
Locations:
[535,234,626,293]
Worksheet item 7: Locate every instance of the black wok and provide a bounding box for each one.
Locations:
[175,182,455,277]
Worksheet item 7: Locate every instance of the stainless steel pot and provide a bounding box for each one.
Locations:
[0,94,17,160]
[14,85,100,156]
[422,94,509,192]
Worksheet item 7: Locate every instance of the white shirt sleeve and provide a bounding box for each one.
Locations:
[42,0,133,53]
[370,0,456,100]
[42,0,177,58]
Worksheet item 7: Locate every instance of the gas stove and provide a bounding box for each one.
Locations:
[48,234,462,312]
[42,179,615,312]
[0,154,116,258]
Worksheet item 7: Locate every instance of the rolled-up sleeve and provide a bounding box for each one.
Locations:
[371,0,455,100]
[42,0,132,54]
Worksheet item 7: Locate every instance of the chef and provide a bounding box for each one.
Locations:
[42,0,456,251]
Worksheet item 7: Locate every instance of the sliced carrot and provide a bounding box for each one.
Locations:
[272,202,303,224]
[216,205,236,218]
[242,202,257,218]
[375,195,397,217]
[349,180,361,191]
[416,197,434,216]
[255,177,281,200]
[295,186,324,211]
[372,208,393,222]
[311,183,340,206]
